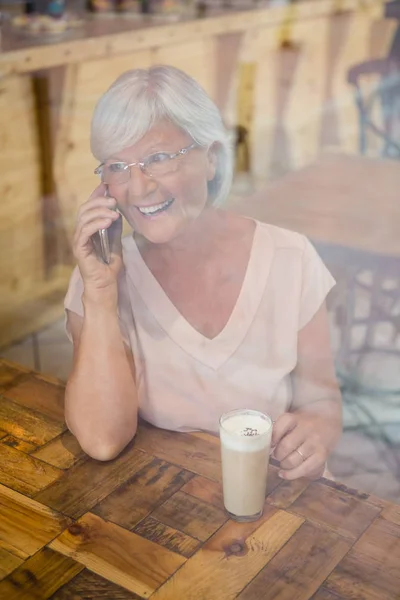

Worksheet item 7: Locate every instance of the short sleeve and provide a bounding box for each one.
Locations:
[64,266,132,347]
[299,237,335,329]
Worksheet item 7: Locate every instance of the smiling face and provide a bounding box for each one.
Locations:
[105,120,216,245]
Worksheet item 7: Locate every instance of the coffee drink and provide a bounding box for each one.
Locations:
[219,409,272,522]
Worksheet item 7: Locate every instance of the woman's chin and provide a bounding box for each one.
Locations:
[133,216,189,245]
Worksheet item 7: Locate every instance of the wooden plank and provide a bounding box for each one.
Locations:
[152,491,227,542]
[134,516,201,558]
[0,538,28,562]
[0,1,387,76]
[324,516,400,600]
[152,508,304,599]
[0,483,71,556]
[266,477,311,509]
[311,590,347,600]
[0,360,29,392]
[0,395,65,446]
[289,482,381,540]
[134,423,221,481]
[181,475,225,511]
[32,430,88,469]
[1,435,37,454]
[0,443,62,497]
[50,512,186,598]
[34,446,155,518]
[236,521,351,599]
[0,74,44,311]
[93,457,193,530]
[4,376,65,422]
[0,548,24,580]
[0,547,83,600]
[51,569,143,599]
[0,430,7,440]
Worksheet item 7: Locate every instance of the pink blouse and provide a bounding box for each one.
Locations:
[65,220,335,434]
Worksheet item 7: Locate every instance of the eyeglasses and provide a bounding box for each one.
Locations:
[94,142,198,185]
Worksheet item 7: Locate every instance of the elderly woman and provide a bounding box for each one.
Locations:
[64,65,342,480]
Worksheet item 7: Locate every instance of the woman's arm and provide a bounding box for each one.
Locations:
[272,303,342,479]
[65,290,138,462]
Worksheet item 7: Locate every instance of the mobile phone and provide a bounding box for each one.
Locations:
[98,186,111,264]
[93,185,117,264]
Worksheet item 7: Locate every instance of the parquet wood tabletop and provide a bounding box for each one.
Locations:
[0,358,399,599]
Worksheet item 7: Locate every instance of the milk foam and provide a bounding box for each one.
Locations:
[220,413,272,452]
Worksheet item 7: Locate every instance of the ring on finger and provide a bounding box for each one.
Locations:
[295,448,306,461]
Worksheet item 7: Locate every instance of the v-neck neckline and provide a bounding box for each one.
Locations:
[124,220,272,369]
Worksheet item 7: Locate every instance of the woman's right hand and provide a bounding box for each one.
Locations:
[73,184,123,295]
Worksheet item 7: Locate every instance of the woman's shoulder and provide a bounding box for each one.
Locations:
[255,220,307,254]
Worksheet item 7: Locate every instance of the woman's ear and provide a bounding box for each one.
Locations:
[206,143,218,181]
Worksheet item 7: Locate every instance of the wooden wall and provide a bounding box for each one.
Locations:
[0,0,396,346]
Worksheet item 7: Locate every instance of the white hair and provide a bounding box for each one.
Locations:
[91,65,234,206]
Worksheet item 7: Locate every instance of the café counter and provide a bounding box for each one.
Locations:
[0,0,394,346]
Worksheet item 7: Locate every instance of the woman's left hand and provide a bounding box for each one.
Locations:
[271,411,340,480]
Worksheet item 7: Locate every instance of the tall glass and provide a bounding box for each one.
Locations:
[219,409,273,522]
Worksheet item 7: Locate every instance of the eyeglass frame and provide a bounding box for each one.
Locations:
[94,142,199,183]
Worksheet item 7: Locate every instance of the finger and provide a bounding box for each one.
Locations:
[279,452,325,481]
[279,443,310,470]
[273,425,308,463]
[74,217,115,252]
[77,196,117,222]
[271,413,297,447]
[76,207,119,233]
[88,182,107,199]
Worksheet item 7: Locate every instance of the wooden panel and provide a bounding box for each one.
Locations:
[266,477,311,509]
[50,512,186,598]
[237,521,351,599]
[289,482,381,541]
[152,508,304,599]
[311,590,347,600]
[181,475,225,510]
[51,569,142,599]
[0,548,25,580]
[32,430,88,469]
[0,547,83,600]
[0,483,71,556]
[0,75,43,302]
[0,1,388,76]
[133,423,221,481]
[0,396,64,446]
[93,457,193,529]
[381,503,400,527]
[152,491,227,542]
[1,435,37,454]
[134,516,201,558]
[324,516,400,600]
[4,376,65,422]
[153,39,216,98]
[0,443,62,496]
[0,360,29,392]
[34,447,154,518]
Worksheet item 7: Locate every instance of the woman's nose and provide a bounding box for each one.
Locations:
[127,166,158,198]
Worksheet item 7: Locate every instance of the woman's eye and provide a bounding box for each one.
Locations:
[149,153,170,164]
[109,163,127,173]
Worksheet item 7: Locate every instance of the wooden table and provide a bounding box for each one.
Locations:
[1,358,400,600]
[233,153,400,256]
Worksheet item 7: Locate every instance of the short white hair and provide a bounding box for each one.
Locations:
[91,65,234,206]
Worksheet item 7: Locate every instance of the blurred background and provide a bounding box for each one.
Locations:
[0,0,399,500]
